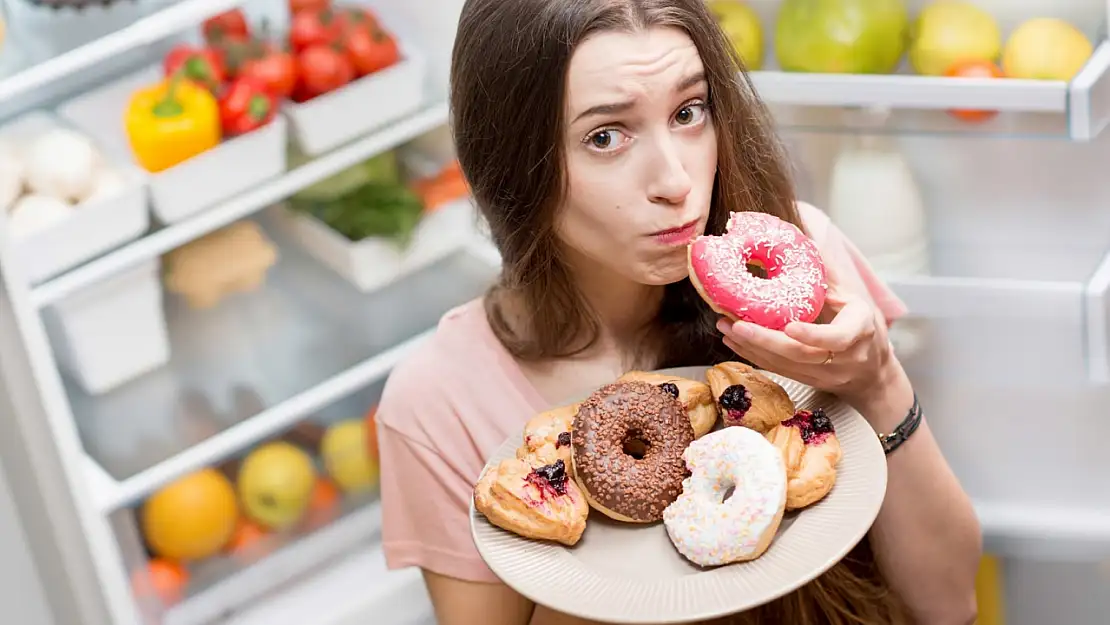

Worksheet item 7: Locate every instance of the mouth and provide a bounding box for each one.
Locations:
[651,219,699,246]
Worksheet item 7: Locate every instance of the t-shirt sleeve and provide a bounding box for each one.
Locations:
[376,360,502,583]
[799,202,908,326]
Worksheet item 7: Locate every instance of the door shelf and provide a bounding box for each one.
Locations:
[751,40,1110,141]
[67,223,498,513]
[886,243,1110,386]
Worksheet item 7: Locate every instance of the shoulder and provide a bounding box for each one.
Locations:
[376,299,496,442]
[795,201,833,244]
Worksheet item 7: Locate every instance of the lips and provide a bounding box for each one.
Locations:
[652,219,699,245]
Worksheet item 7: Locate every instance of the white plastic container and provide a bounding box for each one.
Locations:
[56,66,288,224]
[0,110,150,284]
[43,260,170,395]
[284,45,427,156]
[274,199,478,293]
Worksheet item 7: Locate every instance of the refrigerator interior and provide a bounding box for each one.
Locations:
[0,0,1107,623]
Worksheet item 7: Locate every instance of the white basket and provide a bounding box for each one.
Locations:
[56,66,288,224]
[0,110,149,285]
[43,260,170,395]
[273,199,478,293]
[284,45,428,157]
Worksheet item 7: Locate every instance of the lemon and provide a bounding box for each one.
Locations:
[237,442,316,530]
[909,1,1002,76]
[321,420,380,494]
[707,0,764,70]
[1003,18,1093,81]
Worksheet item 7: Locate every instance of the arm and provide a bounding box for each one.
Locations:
[851,356,982,625]
[422,570,534,625]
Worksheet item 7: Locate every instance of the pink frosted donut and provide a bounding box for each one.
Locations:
[687,211,827,330]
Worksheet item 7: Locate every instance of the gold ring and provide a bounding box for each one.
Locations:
[821,351,835,365]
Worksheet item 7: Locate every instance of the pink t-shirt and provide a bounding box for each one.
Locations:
[377,203,907,584]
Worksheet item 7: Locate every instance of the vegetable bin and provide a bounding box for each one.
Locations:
[43,260,170,395]
[56,66,287,224]
[283,42,428,157]
[273,198,480,293]
[0,110,149,285]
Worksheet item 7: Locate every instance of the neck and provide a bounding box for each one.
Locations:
[565,253,664,353]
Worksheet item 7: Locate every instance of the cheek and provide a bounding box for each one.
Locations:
[559,152,642,252]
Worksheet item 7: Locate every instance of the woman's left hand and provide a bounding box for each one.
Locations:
[716,284,894,408]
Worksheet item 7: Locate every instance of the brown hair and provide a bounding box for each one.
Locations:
[451,0,906,622]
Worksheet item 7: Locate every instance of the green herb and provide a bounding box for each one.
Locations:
[290,181,425,245]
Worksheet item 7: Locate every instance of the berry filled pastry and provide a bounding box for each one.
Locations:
[517,403,578,467]
[474,458,588,546]
[706,361,794,434]
[764,408,842,510]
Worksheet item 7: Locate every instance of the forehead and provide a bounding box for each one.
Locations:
[565,27,704,115]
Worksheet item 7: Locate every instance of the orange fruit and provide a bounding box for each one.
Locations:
[944,60,1005,123]
[226,518,273,563]
[141,468,239,561]
[303,477,342,530]
[132,558,189,606]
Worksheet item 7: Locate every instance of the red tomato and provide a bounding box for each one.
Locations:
[218,77,278,136]
[203,9,250,44]
[289,0,330,14]
[295,44,354,101]
[343,25,400,76]
[131,559,189,606]
[240,47,298,99]
[163,46,226,91]
[944,60,1005,123]
[289,9,341,52]
[334,5,379,33]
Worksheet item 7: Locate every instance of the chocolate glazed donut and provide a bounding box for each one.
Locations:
[571,381,695,523]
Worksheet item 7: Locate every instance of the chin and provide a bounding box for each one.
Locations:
[634,254,692,286]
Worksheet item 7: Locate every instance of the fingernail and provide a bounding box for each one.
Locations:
[716,320,731,334]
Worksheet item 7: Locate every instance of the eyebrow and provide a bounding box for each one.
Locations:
[571,71,708,124]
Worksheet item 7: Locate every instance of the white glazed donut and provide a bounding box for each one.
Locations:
[662,426,787,567]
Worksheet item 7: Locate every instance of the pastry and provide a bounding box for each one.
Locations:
[706,361,794,433]
[765,408,842,510]
[617,370,718,437]
[473,457,588,546]
[516,403,578,467]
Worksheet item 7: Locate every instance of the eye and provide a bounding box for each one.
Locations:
[584,128,630,153]
[674,101,708,127]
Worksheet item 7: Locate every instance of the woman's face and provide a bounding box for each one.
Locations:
[558,26,717,287]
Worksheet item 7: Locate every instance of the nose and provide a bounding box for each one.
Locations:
[646,136,692,206]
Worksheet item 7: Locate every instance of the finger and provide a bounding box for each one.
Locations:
[725,320,830,364]
[783,298,874,352]
[723,337,821,388]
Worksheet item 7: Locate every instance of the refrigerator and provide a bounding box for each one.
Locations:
[0,0,1107,624]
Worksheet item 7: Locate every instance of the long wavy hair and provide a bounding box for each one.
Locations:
[450,0,906,622]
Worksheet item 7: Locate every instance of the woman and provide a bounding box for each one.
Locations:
[377,0,982,623]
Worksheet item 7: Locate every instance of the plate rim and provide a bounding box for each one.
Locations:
[470,365,888,624]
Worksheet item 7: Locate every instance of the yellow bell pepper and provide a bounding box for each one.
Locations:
[125,73,221,173]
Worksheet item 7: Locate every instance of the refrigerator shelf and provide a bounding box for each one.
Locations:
[67,229,498,514]
[750,40,1110,141]
[29,100,451,308]
[0,0,244,105]
[141,499,388,625]
[976,500,1110,562]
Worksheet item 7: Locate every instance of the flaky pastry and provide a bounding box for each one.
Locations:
[474,457,588,546]
[516,403,578,467]
[764,408,842,510]
[706,361,794,433]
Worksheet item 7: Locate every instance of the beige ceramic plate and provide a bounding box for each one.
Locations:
[470,366,887,624]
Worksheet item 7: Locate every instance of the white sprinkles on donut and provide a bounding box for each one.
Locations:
[689,211,827,330]
[662,425,787,567]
